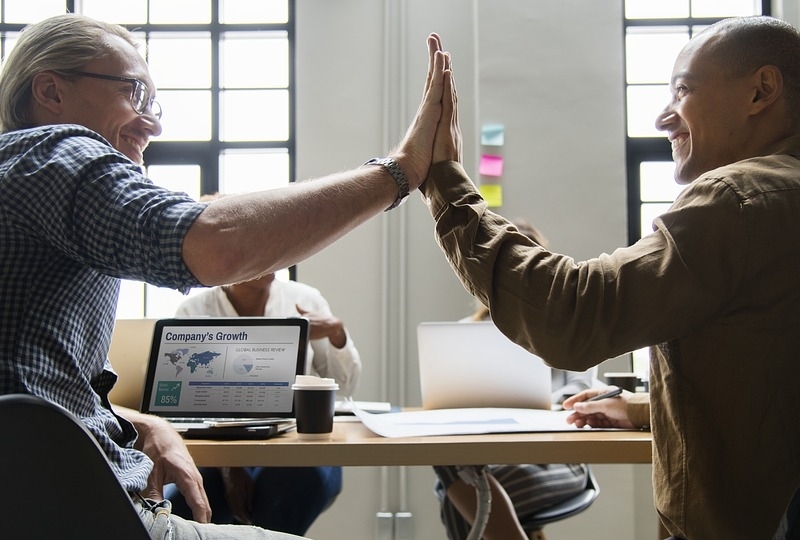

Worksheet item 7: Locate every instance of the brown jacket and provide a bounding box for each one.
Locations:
[423,137,800,539]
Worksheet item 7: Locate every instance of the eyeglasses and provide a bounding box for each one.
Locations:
[65,71,162,119]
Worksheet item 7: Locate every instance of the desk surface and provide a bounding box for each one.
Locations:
[184,419,653,467]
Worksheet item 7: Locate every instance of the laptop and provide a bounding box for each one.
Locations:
[140,317,309,435]
[108,318,158,410]
[417,321,552,410]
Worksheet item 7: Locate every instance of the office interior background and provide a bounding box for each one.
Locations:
[2,0,797,538]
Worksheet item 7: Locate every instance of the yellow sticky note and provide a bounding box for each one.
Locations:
[479,184,503,207]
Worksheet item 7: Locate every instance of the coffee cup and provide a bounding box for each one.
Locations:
[603,372,640,393]
[292,375,339,440]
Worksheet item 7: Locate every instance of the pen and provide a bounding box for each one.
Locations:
[587,387,623,401]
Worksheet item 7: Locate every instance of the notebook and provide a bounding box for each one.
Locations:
[140,317,309,433]
[417,321,552,410]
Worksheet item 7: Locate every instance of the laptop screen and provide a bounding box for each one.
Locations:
[140,317,309,419]
[417,321,552,410]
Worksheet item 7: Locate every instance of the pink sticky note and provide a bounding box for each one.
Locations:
[479,154,504,177]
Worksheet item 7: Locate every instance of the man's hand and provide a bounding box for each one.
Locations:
[296,305,347,349]
[562,388,636,429]
[431,39,461,165]
[117,406,212,523]
[392,33,449,191]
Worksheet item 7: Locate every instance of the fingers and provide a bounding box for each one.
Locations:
[180,475,212,523]
[424,34,444,93]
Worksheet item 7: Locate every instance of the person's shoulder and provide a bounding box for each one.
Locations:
[0,124,122,167]
[175,287,222,316]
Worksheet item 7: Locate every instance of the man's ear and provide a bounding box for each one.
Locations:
[750,65,783,114]
[30,71,66,117]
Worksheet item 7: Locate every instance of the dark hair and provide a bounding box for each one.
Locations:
[701,16,800,122]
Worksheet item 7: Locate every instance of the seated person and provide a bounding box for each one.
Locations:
[433,220,594,540]
[165,242,361,535]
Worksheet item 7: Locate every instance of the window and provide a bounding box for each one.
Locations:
[0,0,295,318]
[623,0,768,374]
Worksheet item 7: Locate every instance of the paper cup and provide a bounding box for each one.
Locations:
[292,376,339,440]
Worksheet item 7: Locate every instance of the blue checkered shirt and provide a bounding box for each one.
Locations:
[0,125,205,492]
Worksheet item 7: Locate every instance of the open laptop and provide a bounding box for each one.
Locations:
[140,317,309,435]
[417,321,552,410]
[108,318,158,410]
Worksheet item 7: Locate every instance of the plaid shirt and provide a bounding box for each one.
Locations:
[0,125,204,492]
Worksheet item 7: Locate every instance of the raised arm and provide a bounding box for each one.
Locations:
[183,34,450,286]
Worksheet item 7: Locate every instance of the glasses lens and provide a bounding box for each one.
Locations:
[130,81,148,114]
[130,80,162,119]
[151,101,163,120]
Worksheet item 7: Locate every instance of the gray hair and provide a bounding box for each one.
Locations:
[0,14,137,132]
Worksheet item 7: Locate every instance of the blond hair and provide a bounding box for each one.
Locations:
[0,14,137,132]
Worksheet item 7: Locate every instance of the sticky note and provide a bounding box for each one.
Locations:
[481,124,505,146]
[479,184,503,207]
[479,154,504,177]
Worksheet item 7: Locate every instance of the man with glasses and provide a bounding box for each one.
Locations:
[0,13,449,540]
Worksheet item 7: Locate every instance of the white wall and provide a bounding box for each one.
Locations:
[295,1,654,538]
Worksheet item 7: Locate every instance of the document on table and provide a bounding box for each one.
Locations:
[354,407,581,438]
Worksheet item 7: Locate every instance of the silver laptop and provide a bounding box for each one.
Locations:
[140,317,309,432]
[108,318,158,410]
[417,321,552,410]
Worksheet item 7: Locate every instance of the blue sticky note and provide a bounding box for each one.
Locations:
[481,124,505,146]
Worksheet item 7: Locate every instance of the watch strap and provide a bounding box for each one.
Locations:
[363,157,410,211]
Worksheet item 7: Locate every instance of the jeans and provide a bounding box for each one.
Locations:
[133,495,307,539]
[165,466,342,535]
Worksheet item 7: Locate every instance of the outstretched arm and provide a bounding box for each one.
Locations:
[184,34,451,286]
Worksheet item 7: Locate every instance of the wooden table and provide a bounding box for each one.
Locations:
[184,418,653,467]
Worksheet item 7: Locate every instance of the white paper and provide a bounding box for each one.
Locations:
[354,407,581,438]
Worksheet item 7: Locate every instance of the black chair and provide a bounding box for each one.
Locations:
[523,466,600,533]
[434,465,600,539]
[0,393,150,540]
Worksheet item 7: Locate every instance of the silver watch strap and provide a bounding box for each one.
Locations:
[363,157,410,211]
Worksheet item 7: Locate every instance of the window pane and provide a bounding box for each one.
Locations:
[641,202,673,237]
[4,0,64,23]
[626,28,688,84]
[149,0,211,24]
[220,89,288,142]
[220,0,288,24]
[80,0,147,24]
[1,32,20,65]
[627,85,670,137]
[221,32,288,89]
[625,0,688,19]
[220,150,289,194]
[116,280,145,319]
[156,90,212,141]
[148,33,211,89]
[640,162,686,202]
[147,165,202,199]
[691,0,761,17]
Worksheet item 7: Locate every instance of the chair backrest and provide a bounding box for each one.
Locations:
[524,466,601,529]
[0,393,150,540]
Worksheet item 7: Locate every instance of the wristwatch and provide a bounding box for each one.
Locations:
[363,157,410,211]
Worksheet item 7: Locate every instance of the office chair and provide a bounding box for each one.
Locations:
[435,465,600,540]
[523,466,600,533]
[0,393,150,540]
